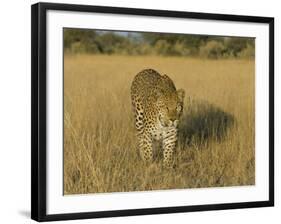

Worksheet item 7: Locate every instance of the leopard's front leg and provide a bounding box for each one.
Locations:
[138,132,153,163]
[162,127,178,167]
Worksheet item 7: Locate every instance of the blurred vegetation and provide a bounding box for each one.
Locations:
[64,28,255,59]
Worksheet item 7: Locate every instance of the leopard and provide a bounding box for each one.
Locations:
[131,68,185,167]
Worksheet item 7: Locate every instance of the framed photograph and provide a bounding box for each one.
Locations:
[31,2,274,222]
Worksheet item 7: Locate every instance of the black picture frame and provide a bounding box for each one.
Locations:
[31,2,274,222]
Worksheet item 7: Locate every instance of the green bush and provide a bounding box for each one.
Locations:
[238,43,255,58]
[199,40,225,59]
[63,28,255,59]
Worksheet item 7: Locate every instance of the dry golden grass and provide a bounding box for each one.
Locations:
[63,54,255,194]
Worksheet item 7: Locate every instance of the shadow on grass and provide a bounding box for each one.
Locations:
[178,100,235,146]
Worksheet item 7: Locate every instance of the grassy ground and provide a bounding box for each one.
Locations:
[63,55,255,194]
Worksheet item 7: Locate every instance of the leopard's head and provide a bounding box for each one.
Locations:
[156,89,185,128]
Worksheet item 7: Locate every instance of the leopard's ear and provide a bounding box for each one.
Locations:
[177,89,185,102]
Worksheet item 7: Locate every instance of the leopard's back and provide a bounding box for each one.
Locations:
[131,69,176,105]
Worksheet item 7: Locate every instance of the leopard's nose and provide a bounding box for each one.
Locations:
[169,119,179,127]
